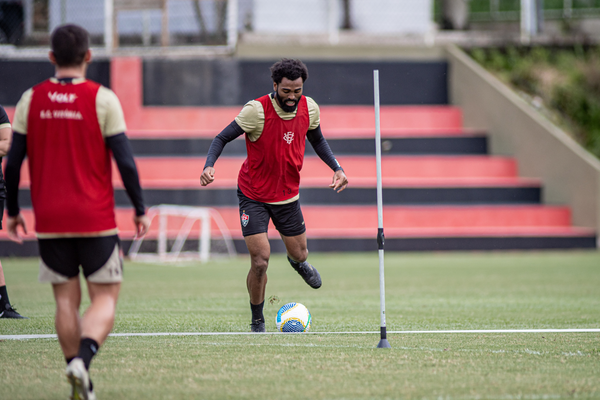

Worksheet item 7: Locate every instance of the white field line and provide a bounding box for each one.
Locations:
[1,328,599,340]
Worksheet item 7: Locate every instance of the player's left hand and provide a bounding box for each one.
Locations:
[330,170,348,193]
[7,214,27,244]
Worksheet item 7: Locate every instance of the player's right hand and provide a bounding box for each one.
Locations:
[133,214,150,238]
[200,166,215,186]
[7,214,27,244]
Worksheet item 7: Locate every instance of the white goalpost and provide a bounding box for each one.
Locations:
[374,69,391,349]
[128,204,237,263]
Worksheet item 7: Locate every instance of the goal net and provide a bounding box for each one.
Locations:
[128,204,237,263]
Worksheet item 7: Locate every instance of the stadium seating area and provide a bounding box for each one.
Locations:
[1,57,595,255]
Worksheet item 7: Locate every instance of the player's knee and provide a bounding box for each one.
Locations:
[291,248,308,263]
[250,254,269,275]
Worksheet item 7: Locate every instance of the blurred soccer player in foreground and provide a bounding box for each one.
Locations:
[0,104,26,319]
[4,24,149,400]
[201,59,349,332]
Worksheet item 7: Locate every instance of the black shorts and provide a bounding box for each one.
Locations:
[0,198,3,230]
[237,188,306,237]
[38,235,123,283]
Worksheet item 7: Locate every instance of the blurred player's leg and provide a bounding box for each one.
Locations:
[53,278,95,400]
[245,233,270,332]
[282,233,322,289]
[66,357,95,400]
[53,278,83,359]
[0,261,27,319]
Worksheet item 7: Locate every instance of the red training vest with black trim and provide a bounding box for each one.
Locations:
[26,79,116,234]
[238,94,310,203]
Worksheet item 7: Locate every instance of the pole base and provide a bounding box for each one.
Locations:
[377,338,391,348]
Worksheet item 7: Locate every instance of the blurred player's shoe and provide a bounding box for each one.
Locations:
[250,319,266,333]
[288,257,322,289]
[66,358,96,400]
[0,304,28,319]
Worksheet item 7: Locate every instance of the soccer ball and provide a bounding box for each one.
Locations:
[276,302,311,333]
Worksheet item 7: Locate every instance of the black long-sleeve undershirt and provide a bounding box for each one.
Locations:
[306,125,343,172]
[203,120,343,172]
[203,121,245,169]
[106,133,145,216]
[4,132,26,216]
[4,131,145,217]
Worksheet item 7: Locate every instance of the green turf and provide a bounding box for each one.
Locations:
[1,251,599,399]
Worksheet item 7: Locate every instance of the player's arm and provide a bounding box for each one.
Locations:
[0,126,10,157]
[306,125,348,193]
[106,133,149,237]
[201,120,244,186]
[98,86,149,236]
[4,131,28,243]
[0,105,11,156]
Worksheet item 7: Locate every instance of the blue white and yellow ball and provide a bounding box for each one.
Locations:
[276,302,311,332]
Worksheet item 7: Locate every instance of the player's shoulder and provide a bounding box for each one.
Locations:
[305,96,320,117]
[240,99,265,115]
[305,96,319,110]
[15,88,34,108]
[95,85,122,106]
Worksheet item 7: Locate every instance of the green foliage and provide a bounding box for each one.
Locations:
[468,45,600,159]
[1,252,600,399]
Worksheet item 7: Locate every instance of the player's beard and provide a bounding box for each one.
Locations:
[275,91,299,113]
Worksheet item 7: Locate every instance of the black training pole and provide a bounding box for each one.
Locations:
[374,70,391,349]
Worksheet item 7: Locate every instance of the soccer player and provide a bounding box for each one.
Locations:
[0,104,27,319]
[4,24,149,400]
[200,59,349,332]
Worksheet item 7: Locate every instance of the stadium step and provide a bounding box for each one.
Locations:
[12,155,543,206]
[14,184,541,207]
[1,205,595,256]
[128,133,489,156]
[13,155,525,186]
[2,73,595,252]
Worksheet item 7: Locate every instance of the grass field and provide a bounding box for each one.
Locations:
[1,251,599,400]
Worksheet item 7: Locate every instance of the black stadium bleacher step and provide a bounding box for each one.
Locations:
[2,233,595,258]
[12,186,542,208]
[128,135,488,156]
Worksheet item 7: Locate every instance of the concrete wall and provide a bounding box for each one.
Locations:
[0,60,110,106]
[445,44,600,237]
[142,59,448,106]
[0,58,447,107]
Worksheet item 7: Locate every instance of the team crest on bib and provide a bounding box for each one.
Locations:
[283,131,294,144]
[241,211,249,227]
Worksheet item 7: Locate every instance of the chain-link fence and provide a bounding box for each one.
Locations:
[2,0,600,48]
[434,0,600,28]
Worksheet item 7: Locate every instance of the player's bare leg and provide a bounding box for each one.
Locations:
[53,277,83,359]
[281,233,322,289]
[56,280,119,400]
[244,233,270,332]
[81,282,120,344]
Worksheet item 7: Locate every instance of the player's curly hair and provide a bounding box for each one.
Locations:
[51,24,89,67]
[270,59,309,84]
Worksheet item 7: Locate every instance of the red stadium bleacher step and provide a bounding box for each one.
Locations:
[121,105,466,138]
[10,156,522,189]
[3,205,589,242]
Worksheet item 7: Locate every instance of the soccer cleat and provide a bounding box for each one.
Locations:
[288,257,322,289]
[66,358,96,400]
[250,319,266,333]
[0,304,28,319]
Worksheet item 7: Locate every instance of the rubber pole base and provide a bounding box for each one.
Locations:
[377,338,391,348]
